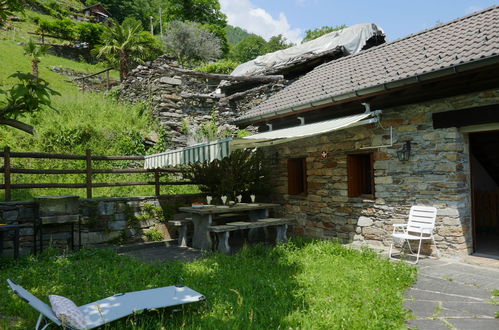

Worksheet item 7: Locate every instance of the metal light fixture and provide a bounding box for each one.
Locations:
[397,141,411,161]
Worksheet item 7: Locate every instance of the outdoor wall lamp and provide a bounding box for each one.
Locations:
[397,141,411,161]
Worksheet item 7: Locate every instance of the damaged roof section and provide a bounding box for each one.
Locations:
[221,23,385,94]
[235,5,499,124]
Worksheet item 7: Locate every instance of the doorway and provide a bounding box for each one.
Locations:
[470,131,499,257]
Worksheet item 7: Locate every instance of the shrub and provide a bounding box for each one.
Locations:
[184,148,272,201]
[74,22,104,45]
[38,18,76,40]
[144,228,164,241]
[196,59,240,74]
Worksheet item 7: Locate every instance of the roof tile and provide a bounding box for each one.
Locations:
[237,6,499,122]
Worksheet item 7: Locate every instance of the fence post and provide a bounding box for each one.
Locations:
[4,146,11,202]
[86,149,92,198]
[106,69,110,91]
[154,169,160,196]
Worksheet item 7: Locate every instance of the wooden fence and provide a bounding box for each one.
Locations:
[73,67,118,92]
[0,147,192,201]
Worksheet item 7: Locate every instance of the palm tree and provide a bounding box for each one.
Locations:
[23,39,50,78]
[95,20,157,81]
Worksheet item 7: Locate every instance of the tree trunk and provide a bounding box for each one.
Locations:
[119,51,129,81]
[32,59,40,78]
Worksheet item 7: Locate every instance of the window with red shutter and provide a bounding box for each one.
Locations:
[287,158,307,195]
[347,154,374,198]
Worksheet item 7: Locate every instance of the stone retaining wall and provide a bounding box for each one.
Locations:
[119,56,285,148]
[0,194,203,257]
[268,89,499,256]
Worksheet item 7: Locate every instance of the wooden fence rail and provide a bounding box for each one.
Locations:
[0,147,191,201]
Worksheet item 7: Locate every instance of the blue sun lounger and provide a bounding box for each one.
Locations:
[7,279,205,329]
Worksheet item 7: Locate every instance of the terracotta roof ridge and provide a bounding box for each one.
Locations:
[316,5,498,68]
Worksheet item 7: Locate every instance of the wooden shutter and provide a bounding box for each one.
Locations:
[347,155,361,197]
[288,159,299,195]
[288,158,306,195]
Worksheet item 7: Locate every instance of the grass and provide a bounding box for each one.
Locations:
[0,239,417,329]
[0,11,195,200]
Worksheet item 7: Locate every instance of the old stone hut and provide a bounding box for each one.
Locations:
[234,6,499,258]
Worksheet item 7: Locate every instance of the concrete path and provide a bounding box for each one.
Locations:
[405,258,499,329]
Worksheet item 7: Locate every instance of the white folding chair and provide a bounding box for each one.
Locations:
[389,205,440,264]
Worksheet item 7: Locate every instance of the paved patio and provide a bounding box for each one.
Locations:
[118,241,499,329]
[404,257,499,329]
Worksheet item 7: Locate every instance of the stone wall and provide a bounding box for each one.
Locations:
[268,88,499,256]
[119,56,285,148]
[0,194,202,257]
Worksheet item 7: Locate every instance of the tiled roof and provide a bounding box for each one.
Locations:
[236,6,499,123]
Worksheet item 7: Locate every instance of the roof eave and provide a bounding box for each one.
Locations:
[234,55,499,125]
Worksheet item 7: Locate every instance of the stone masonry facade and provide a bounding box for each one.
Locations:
[268,88,499,256]
[0,194,201,257]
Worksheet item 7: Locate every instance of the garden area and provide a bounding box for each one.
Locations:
[0,239,417,329]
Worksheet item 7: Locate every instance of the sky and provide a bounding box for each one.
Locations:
[219,0,498,43]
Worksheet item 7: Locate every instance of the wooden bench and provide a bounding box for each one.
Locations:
[167,218,191,247]
[209,218,292,254]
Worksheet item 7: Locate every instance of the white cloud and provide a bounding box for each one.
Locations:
[465,6,482,14]
[220,0,303,43]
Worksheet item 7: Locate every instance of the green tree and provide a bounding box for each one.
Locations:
[163,20,221,67]
[225,25,250,45]
[0,73,60,134]
[162,0,227,27]
[229,34,266,63]
[302,24,347,43]
[94,19,163,81]
[264,34,293,53]
[23,39,50,78]
[0,0,25,25]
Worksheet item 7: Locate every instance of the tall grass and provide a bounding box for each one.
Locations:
[0,19,189,200]
[0,239,417,329]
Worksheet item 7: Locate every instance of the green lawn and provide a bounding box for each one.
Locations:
[0,16,182,200]
[0,239,417,329]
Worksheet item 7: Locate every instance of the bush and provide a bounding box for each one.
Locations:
[144,228,164,241]
[196,59,240,74]
[37,19,105,44]
[74,22,104,45]
[184,149,272,201]
[38,18,76,39]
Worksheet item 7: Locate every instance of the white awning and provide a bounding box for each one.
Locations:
[231,112,378,149]
[144,138,232,169]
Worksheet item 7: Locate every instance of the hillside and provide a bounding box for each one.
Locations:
[0,8,191,200]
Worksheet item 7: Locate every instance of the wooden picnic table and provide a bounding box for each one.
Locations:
[179,203,280,250]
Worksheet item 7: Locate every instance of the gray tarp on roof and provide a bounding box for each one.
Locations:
[235,6,499,123]
[230,23,384,77]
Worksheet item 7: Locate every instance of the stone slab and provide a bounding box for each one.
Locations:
[446,318,499,330]
[404,300,440,318]
[406,319,450,330]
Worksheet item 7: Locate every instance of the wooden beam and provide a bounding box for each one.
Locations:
[180,92,223,99]
[166,66,284,83]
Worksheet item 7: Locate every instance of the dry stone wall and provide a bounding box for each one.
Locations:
[0,194,202,257]
[268,88,499,256]
[119,56,285,148]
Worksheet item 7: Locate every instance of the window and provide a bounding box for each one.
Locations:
[347,153,374,197]
[287,158,307,195]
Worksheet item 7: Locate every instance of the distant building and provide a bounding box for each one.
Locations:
[80,4,110,23]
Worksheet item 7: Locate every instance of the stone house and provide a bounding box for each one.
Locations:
[79,4,110,23]
[233,6,499,258]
